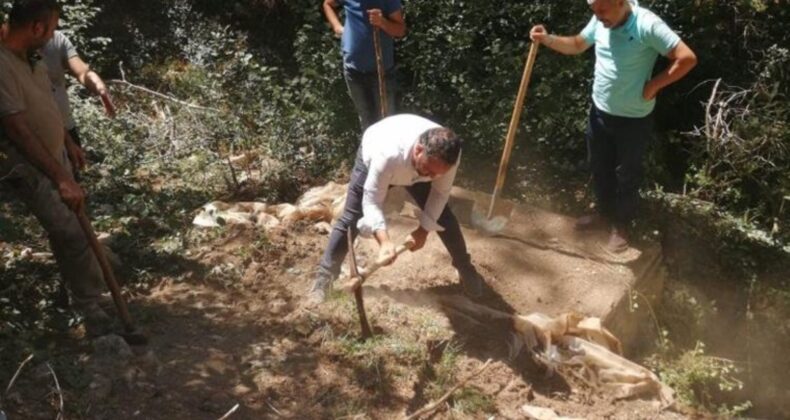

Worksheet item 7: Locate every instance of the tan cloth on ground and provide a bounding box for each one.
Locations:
[0,45,65,159]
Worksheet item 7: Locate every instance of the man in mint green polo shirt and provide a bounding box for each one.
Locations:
[529,0,697,252]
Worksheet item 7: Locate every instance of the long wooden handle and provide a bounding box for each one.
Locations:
[350,237,415,290]
[76,209,134,331]
[348,230,373,339]
[373,28,389,118]
[487,41,540,219]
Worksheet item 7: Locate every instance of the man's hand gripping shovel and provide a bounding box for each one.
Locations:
[346,231,415,340]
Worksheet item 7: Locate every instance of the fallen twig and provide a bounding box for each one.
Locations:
[44,363,64,420]
[404,358,493,420]
[107,79,219,112]
[4,354,34,396]
[265,399,284,417]
[217,403,240,420]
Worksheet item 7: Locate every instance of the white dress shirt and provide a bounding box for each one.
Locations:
[357,114,460,237]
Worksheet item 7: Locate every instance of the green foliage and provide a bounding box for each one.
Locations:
[647,340,752,416]
[58,0,110,59]
[399,1,592,163]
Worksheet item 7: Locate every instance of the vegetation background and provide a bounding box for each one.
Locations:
[1,0,788,417]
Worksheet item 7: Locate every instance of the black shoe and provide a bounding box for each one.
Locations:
[306,268,334,306]
[457,266,485,299]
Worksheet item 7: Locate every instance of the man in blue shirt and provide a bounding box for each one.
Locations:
[530,0,696,252]
[322,0,406,130]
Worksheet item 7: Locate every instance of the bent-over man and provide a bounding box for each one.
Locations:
[308,114,486,304]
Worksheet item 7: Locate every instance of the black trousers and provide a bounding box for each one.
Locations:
[586,104,654,226]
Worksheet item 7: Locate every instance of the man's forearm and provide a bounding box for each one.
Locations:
[379,16,406,38]
[80,70,108,96]
[648,54,697,94]
[541,34,589,56]
[322,1,343,33]
[2,115,71,184]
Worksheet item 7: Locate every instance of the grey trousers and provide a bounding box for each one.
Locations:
[1,147,105,306]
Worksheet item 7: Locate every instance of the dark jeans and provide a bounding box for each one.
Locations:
[344,65,397,131]
[586,104,654,226]
[318,152,472,278]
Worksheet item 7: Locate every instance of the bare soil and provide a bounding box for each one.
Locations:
[2,204,687,419]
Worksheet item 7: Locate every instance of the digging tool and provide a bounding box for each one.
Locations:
[76,209,148,345]
[347,231,372,339]
[373,27,389,118]
[346,232,415,340]
[482,41,540,229]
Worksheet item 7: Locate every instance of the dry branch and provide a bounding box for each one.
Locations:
[107,79,219,112]
[404,358,493,420]
[217,403,240,420]
[4,354,34,396]
[44,363,64,420]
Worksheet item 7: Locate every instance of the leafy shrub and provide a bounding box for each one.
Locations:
[647,341,752,416]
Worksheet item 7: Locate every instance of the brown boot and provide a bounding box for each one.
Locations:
[607,226,629,253]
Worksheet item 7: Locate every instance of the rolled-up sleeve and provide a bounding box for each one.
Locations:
[420,159,459,232]
[357,156,393,237]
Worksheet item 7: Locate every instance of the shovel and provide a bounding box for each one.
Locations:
[76,209,148,345]
[373,27,389,118]
[346,231,415,340]
[472,41,540,234]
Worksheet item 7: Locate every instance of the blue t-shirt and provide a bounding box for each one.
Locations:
[339,0,402,73]
[580,1,680,118]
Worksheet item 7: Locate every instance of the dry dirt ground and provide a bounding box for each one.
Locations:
[1,206,694,420]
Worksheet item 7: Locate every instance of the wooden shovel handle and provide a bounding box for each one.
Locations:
[488,41,540,219]
[76,209,135,331]
[373,28,388,118]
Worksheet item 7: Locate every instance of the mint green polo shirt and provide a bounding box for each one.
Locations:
[580,1,680,118]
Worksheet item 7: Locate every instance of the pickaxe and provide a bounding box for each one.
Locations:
[346,231,414,340]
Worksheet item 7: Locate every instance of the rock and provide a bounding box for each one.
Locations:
[252,368,287,392]
[269,299,289,315]
[312,222,332,234]
[522,405,584,420]
[233,384,252,396]
[93,334,134,361]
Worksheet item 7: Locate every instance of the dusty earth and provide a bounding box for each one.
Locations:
[0,190,690,420]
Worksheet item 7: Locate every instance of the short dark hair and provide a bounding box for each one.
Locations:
[418,127,462,166]
[8,0,59,29]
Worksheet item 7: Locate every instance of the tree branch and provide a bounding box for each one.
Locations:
[404,358,493,420]
[107,79,219,113]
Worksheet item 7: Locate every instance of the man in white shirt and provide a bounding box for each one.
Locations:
[308,114,486,304]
